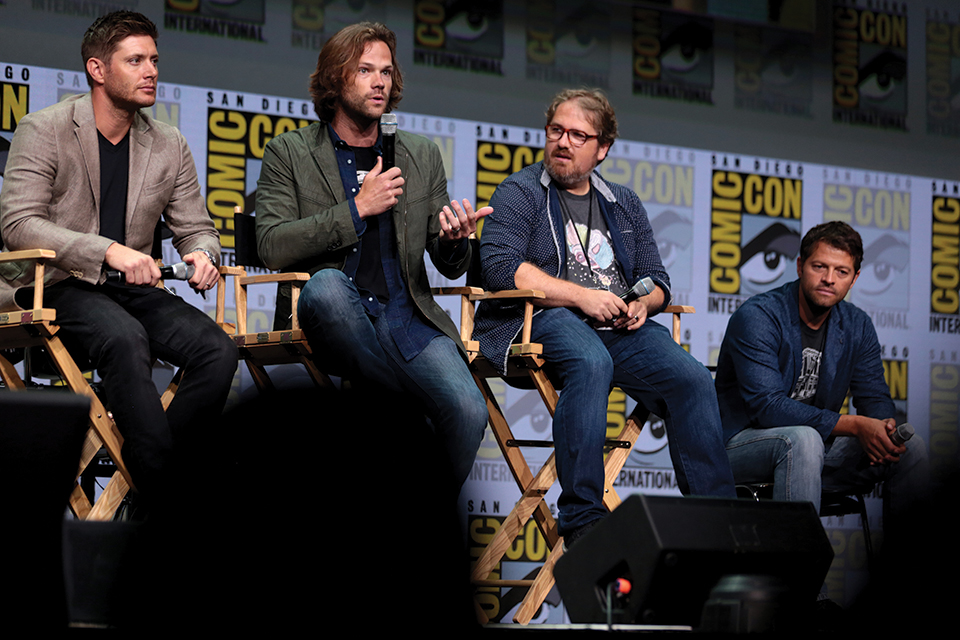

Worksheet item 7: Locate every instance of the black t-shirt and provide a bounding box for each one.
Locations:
[98,130,130,245]
[352,145,390,303]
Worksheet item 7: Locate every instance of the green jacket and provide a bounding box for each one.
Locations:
[255,122,469,350]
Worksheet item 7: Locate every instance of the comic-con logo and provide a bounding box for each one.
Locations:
[206,106,311,247]
[165,0,266,42]
[930,362,959,482]
[475,134,544,220]
[823,182,910,318]
[526,0,610,87]
[1,67,29,133]
[926,13,960,137]
[708,164,802,312]
[413,1,504,74]
[734,23,812,116]
[633,7,714,104]
[832,3,908,129]
[600,156,694,292]
[931,196,959,320]
[291,0,387,49]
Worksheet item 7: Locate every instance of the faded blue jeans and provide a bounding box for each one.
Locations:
[297,269,487,487]
[725,425,930,527]
[530,308,737,536]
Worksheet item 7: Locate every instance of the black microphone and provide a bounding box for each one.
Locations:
[890,422,914,446]
[105,261,195,284]
[855,422,914,469]
[380,113,397,171]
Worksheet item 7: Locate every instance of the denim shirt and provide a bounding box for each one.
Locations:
[715,280,895,443]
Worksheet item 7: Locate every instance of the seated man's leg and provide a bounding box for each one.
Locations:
[42,280,174,497]
[822,433,930,542]
[297,269,401,391]
[119,285,239,454]
[374,328,488,488]
[530,308,613,536]
[601,321,735,497]
[725,426,824,510]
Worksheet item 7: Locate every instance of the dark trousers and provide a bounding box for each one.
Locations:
[41,279,238,499]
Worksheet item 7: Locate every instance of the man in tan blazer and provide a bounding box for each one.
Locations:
[0,11,237,503]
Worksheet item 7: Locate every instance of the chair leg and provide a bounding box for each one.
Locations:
[855,494,874,572]
[514,543,564,625]
[0,352,26,390]
[245,360,275,393]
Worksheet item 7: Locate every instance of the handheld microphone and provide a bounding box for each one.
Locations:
[890,422,914,446]
[105,261,195,284]
[380,113,397,171]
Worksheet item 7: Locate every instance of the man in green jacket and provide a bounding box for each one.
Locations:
[255,22,488,487]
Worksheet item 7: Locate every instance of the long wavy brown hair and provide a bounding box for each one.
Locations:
[309,22,404,122]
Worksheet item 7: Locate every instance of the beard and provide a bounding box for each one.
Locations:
[544,151,594,190]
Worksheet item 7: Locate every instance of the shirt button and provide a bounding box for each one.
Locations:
[368,297,374,302]
[353,248,358,252]
[347,159,352,165]
[351,188,357,193]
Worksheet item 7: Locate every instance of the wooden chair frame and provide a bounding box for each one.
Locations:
[436,283,693,624]
[216,207,332,393]
[0,250,135,520]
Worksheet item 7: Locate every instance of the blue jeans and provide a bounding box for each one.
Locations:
[726,425,930,526]
[297,270,487,487]
[530,308,736,535]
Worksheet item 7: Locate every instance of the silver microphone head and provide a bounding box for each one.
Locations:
[380,113,397,135]
[169,262,195,280]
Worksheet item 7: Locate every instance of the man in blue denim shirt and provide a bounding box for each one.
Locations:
[476,89,736,547]
[255,23,488,487]
[716,222,927,539]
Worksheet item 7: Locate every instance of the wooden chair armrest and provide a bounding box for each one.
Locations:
[218,265,245,276]
[664,305,695,314]
[0,249,56,263]
[475,289,546,301]
[238,272,311,286]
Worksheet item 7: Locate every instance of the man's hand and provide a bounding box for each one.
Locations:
[355,156,404,219]
[846,416,904,465]
[184,251,218,292]
[612,298,649,330]
[104,242,161,286]
[578,288,629,324]
[438,198,492,244]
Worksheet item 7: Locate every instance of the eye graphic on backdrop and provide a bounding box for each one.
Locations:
[739,222,801,295]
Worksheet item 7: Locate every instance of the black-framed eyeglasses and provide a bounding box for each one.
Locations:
[545,125,600,148]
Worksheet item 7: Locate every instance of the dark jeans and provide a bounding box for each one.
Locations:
[41,279,238,499]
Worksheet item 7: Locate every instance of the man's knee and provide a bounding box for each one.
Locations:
[298,270,353,320]
[558,347,613,389]
[94,322,151,368]
[786,426,824,468]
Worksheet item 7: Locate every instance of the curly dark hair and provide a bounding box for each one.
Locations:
[309,22,403,122]
[545,88,619,148]
[800,221,864,272]
[81,11,158,87]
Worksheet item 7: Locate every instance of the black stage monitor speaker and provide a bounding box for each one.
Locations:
[554,494,833,628]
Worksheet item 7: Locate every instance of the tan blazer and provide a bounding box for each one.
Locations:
[0,93,219,311]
